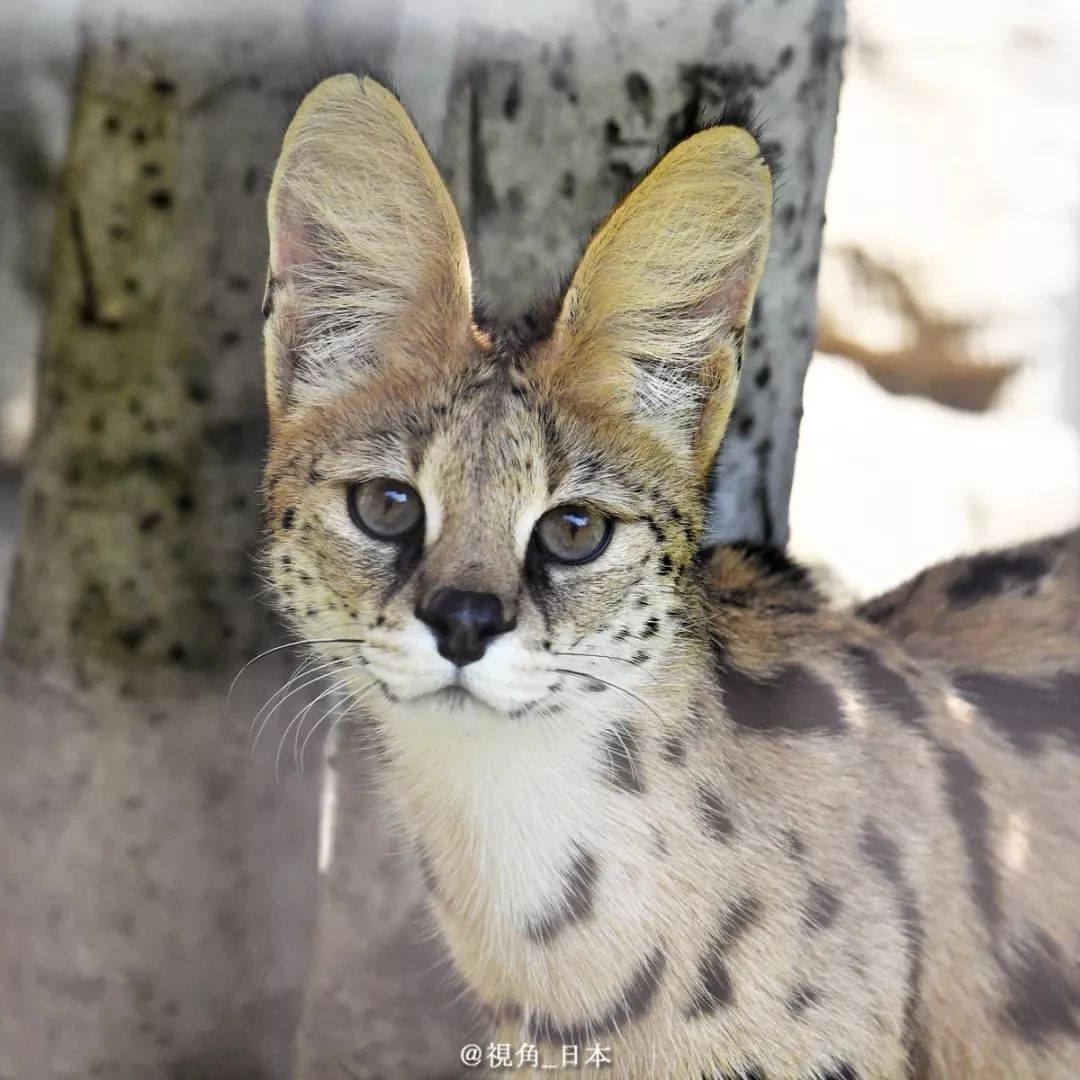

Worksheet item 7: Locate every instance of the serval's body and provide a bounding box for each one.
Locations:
[260,75,1080,1078]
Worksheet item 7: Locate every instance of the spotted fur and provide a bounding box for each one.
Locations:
[261,76,1080,1079]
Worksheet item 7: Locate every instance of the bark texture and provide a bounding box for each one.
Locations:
[0,11,342,1077]
[296,1,845,1076]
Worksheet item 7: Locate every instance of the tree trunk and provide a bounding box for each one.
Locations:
[295,2,845,1077]
[0,7,391,1076]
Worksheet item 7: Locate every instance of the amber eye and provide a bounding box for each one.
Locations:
[347,479,424,540]
[534,504,612,565]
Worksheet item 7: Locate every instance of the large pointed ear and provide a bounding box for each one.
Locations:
[263,75,472,417]
[549,124,772,479]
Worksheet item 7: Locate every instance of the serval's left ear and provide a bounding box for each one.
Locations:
[549,123,772,480]
[263,75,472,419]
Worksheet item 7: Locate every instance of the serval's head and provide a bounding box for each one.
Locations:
[261,75,771,736]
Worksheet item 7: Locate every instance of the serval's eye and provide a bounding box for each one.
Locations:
[347,479,423,541]
[534,504,612,565]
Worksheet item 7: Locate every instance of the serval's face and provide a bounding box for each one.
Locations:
[261,75,771,731]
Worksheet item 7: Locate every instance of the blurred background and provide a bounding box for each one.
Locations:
[2,0,1078,617]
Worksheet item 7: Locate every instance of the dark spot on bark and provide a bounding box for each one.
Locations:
[754,365,771,388]
[559,170,576,198]
[718,661,845,736]
[148,189,173,210]
[468,70,498,221]
[186,381,210,404]
[526,845,599,943]
[625,71,653,121]
[138,511,163,534]
[528,945,666,1044]
[502,78,521,120]
[696,784,734,840]
[152,76,176,95]
[602,720,644,794]
[168,643,187,664]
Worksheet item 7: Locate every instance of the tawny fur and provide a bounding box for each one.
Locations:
[261,76,1080,1079]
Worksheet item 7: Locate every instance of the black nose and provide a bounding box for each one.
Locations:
[416,588,514,666]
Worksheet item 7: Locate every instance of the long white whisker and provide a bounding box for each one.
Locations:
[227,634,368,708]
[278,677,350,782]
[249,653,344,739]
[253,660,349,753]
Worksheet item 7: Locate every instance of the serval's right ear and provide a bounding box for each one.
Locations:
[263,74,473,419]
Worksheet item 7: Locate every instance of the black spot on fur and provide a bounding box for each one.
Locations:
[953,670,1080,755]
[725,540,811,590]
[803,881,842,932]
[528,945,666,1044]
[685,895,760,1018]
[817,1067,858,1080]
[280,507,296,531]
[855,571,927,627]
[525,845,599,944]
[641,616,661,638]
[937,745,1000,932]
[696,785,734,840]
[785,829,806,861]
[859,820,925,1079]
[658,553,674,575]
[718,662,845,736]
[846,645,925,729]
[660,734,686,766]
[602,721,644,794]
[786,983,821,1018]
[947,551,1048,608]
[1001,922,1080,1044]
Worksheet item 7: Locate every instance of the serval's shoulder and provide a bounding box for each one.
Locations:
[856,528,1080,678]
